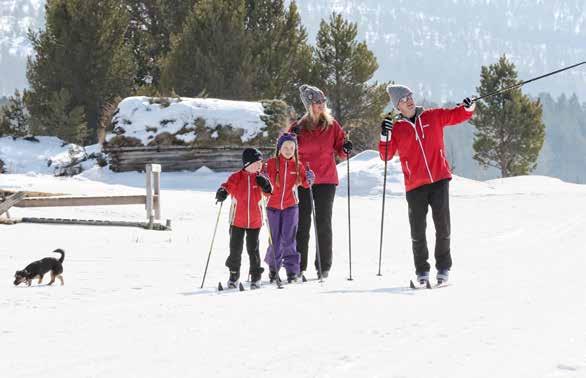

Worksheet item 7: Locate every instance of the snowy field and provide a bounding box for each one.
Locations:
[1,150,586,378]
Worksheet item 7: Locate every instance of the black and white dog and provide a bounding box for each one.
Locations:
[14,249,65,286]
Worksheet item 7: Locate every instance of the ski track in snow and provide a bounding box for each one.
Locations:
[1,152,586,378]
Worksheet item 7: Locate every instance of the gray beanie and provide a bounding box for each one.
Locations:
[299,84,326,111]
[386,84,413,109]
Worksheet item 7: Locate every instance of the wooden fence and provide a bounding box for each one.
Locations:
[1,164,168,230]
[103,145,274,172]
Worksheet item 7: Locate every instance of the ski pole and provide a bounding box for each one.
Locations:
[307,163,324,282]
[472,61,586,103]
[377,132,390,276]
[262,197,283,288]
[345,138,353,281]
[200,201,223,289]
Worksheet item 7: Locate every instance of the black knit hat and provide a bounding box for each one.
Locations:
[242,148,263,168]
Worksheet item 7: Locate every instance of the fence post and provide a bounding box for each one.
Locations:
[152,164,161,221]
[146,164,154,228]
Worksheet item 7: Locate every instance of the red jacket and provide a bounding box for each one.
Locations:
[265,156,310,210]
[221,170,266,229]
[379,106,474,192]
[289,117,348,185]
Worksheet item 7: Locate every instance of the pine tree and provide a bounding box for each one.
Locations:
[161,0,313,102]
[312,12,388,149]
[122,0,198,90]
[244,0,314,104]
[31,89,88,145]
[471,55,545,177]
[0,90,30,138]
[26,0,137,144]
[161,0,254,99]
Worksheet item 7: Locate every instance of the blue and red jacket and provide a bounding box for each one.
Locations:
[379,105,474,192]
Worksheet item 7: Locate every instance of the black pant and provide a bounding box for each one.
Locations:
[225,226,263,275]
[405,179,452,275]
[297,184,336,272]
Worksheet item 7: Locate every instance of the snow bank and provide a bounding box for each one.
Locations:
[0,136,66,174]
[0,136,102,176]
[336,150,585,198]
[107,96,269,145]
[337,150,405,197]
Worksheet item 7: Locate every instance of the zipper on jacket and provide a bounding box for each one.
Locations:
[247,175,251,228]
[280,160,287,210]
[407,118,434,182]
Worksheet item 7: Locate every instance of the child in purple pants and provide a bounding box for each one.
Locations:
[264,133,314,283]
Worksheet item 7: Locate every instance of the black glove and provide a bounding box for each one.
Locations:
[255,174,273,194]
[215,187,228,203]
[343,139,353,154]
[381,116,394,136]
[462,97,473,108]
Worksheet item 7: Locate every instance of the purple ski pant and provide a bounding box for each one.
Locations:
[264,205,300,275]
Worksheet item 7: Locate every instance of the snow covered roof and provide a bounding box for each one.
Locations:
[106,96,270,145]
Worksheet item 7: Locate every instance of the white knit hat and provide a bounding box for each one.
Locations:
[386,84,413,109]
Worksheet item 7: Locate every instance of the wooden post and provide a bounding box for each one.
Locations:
[0,191,11,219]
[145,164,154,228]
[152,164,161,221]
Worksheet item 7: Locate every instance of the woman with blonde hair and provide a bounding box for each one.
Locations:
[289,84,352,280]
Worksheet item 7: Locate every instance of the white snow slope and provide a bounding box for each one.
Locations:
[1,150,585,378]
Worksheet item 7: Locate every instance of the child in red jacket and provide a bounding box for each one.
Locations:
[264,133,314,283]
[215,148,273,289]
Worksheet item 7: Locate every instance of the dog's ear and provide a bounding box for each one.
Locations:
[15,270,20,276]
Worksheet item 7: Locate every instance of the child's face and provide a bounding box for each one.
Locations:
[280,141,296,159]
[245,160,262,173]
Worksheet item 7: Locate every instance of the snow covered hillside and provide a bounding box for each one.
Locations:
[1,151,585,378]
[295,0,586,101]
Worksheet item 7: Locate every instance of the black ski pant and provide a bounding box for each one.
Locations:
[225,226,263,277]
[405,179,452,275]
[297,184,336,273]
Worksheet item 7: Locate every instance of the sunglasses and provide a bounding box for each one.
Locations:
[399,95,414,104]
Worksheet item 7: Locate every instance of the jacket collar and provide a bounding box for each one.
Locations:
[398,106,425,122]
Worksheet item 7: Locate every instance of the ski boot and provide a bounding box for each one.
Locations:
[227,271,240,289]
[286,272,299,284]
[436,269,449,286]
[250,269,263,290]
[317,270,329,279]
[269,270,281,284]
[410,271,431,289]
[300,271,307,282]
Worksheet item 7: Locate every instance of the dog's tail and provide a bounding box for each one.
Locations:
[53,249,65,263]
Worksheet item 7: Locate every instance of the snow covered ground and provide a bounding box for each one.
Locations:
[1,150,586,378]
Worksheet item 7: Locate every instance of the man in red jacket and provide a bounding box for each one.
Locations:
[379,84,475,286]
